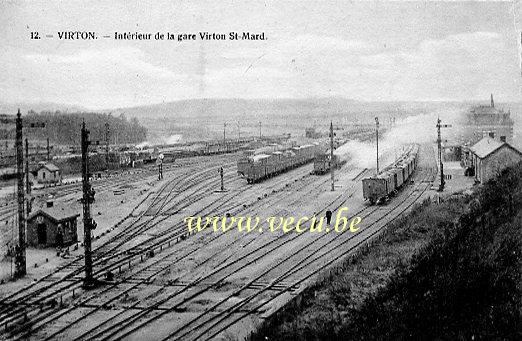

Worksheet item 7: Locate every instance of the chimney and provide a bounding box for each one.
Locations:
[46,201,54,208]
[490,93,494,108]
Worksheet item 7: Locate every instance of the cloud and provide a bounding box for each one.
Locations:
[221,33,375,61]
[24,47,179,80]
[282,34,376,53]
[352,31,513,101]
[8,47,201,108]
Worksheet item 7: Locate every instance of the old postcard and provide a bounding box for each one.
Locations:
[0,1,521,340]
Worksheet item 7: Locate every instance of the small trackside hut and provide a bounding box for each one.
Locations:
[36,162,62,184]
[468,137,522,184]
[26,204,80,248]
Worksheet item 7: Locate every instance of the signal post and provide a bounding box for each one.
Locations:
[81,122,97,287]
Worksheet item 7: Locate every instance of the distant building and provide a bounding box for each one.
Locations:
[467,137,522,183]
[442,144,462,162]
[462,94,514,145]
[36,162,62,184]
[305,127,321,139]
[26,203,80,248]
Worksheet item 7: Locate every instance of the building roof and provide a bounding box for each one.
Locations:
[38,162,60,172]
[469,137,522,159]
[28,206,80,223]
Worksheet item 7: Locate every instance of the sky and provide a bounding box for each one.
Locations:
[0,0,521,109]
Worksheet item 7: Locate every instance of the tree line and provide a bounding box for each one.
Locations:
[0,111,147,145]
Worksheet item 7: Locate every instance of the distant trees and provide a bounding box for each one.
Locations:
[14,111,148,145]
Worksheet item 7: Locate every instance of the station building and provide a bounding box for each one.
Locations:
[462,94,514,145]
[466,137,522,183]
[26,203,80,248]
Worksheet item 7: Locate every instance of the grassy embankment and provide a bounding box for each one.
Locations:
[250,164,522,340]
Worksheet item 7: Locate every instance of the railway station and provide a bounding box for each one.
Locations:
[0,2,520,340]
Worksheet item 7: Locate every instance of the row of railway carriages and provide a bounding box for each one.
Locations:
[237,144,318,183]
[362,144,419,205]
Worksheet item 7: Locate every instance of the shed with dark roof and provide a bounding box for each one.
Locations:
[26,205,79,248]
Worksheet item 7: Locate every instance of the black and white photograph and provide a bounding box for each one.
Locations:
[1,1,521,340]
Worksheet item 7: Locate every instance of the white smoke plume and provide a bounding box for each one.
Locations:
[136,134,183,148]
[336,106,467,169]
[136,141,151,149]
[165,134,183,144]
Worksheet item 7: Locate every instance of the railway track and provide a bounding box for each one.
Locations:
[166,167,436,341]
[0,153,238,223]
[0,152,339,340]
[0,158,258,339]
[0,164,238,323]
[21,167,344,340]
[1,145,436,340]
[189,147,437,341]
[68,148,435,341]
[34,164,414,339]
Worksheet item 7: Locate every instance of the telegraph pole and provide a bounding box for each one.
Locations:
[258,121,261,139]
[375,117,380,175]
[105,122,110,171]
[223,122,226,153]
[25,138,32,214]
[14,109,26,278]
[237,121,241,141]
[219,167,224,191]
[157,154,164,180]
[158,159,163,180]
[81,122,95,287]
[46,137,50,161]
[437,118,443,191]
[158,162,163,180]
[330,122,335,192]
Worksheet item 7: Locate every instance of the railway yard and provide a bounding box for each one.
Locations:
[0,136,439,340]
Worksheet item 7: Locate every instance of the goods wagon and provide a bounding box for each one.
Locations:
[238,144,317,183]
[362,144,419,204]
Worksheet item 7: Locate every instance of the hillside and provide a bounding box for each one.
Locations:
[251,164,522,340]
[108,98,473,143]
[0,111,147,146]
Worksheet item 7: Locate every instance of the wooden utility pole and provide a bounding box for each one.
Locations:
[375,117,380,175]
[105,122,110,171]
[157,153,164,180]
[223,123,226,153]
[219,167,224,191]
[46,137,50,161]
[14,110,26,278]
[25,138,31,214]
[81,122,95,287]
[258,121,261,139]
[330,122,335,192]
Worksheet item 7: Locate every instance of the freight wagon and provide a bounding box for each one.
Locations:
[362,144,419,204]
[238,144,317,183]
